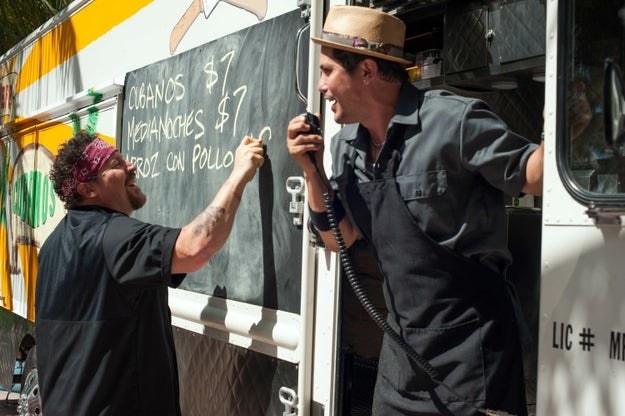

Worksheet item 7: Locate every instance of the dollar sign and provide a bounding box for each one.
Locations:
[203,59,219,94]
[216,94,230,133]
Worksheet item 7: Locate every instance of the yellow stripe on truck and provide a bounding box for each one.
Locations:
[13,121,115,155]
[16,0,153,94]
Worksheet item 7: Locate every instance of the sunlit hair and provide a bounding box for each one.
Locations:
[49,131,99,209]
[331,48,408,83]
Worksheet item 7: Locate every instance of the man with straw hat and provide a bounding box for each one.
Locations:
[287,4,544,416]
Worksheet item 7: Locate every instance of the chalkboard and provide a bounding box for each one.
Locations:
[120,10,306,314]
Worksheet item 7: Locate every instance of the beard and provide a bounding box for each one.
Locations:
[129,186,147,211]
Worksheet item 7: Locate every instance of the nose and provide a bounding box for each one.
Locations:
[317,75,327,93]
[125,159,136,174]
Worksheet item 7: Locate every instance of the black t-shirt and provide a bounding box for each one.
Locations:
[35,206,185,416]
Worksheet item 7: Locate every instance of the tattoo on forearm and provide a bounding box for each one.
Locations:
[192,206,225,236]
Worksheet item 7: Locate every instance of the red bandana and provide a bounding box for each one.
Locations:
[61,139,117,197]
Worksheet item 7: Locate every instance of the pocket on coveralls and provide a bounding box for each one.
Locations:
[379,317,486,403]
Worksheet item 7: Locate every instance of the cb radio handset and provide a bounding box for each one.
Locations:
[303,112,322,164]
[304,112,321,134]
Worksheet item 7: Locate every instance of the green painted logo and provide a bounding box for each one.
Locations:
[12,172,56,228]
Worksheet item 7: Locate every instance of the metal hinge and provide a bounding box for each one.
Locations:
[297,0,312,21]
[585,203,625,225]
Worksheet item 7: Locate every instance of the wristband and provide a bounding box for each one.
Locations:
[309,198,346,231]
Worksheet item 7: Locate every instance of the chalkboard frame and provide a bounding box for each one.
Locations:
[120,9,307,314]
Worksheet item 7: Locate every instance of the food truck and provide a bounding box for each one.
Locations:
[1,0,624,415]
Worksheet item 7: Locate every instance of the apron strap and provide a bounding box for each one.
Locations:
[337,152,365,238]
[380,149,402,180]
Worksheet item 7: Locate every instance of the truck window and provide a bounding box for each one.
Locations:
[561,0,625,196]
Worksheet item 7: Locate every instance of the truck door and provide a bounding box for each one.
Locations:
[539,1,625,414]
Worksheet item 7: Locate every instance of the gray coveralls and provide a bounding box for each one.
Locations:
[331,85,532,416]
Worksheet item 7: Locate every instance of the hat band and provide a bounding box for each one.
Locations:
[321,31,405,60]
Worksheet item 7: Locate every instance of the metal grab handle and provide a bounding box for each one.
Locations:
[279,386,298,416]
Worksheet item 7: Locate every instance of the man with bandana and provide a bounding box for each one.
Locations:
[34,131,264,416]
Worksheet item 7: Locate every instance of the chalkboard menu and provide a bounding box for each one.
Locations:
[120,10,306,313]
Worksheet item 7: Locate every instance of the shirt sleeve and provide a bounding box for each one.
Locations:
[459,98,540,196]
[103,215,186,288]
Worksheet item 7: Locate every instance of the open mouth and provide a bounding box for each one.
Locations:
[326,97,337,111]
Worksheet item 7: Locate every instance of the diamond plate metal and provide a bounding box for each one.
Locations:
[173,326,297,416]
[444,4,489,74]
[496,0,546,64]
[444,0,545,74]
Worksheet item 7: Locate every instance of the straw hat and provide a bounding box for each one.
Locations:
[311,5,411,65]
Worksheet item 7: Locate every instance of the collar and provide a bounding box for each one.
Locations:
[390,81,422,125]
[337,82,422,149]
[71,205,127,216]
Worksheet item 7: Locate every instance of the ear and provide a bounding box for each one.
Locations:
[76,182,97,199]
[360,58,379,84]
